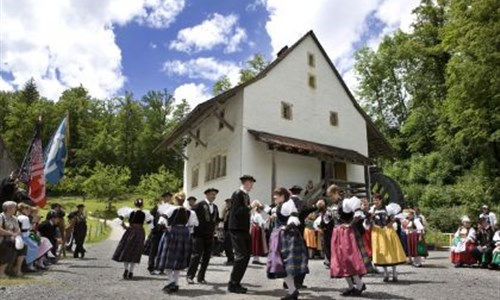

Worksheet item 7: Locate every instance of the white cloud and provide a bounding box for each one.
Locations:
[173,83,211,108]
[264,0,420,93]
[0,0,185,99]
[163,57,241,85]
[138,0,186,29]
[0,77,14,92]
[170,13,247,54]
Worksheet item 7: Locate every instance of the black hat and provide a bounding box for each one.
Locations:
[289,185,303,192]
[204,188,219,194]
[187,196,197,202]
[239,175,256,183]
[134,198,144,207]
[77,204,85,208]
[161,192,173,198]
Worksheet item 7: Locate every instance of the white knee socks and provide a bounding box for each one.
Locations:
[165,269,180,285]
[284,275,296,294]
[345,277,354,289]
[392,266,397,279]
[353,275,363,290]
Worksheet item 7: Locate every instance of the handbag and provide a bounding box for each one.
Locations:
[417,241,428,257]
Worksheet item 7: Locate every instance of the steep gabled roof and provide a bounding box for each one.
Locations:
[155,30,392,158]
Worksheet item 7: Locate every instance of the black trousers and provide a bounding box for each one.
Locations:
[323,227,333,262]
[73,231,86,256]
[229,230,251,285]
[148,232,162,271]
[187,236,213,280]
[224,230,234,262]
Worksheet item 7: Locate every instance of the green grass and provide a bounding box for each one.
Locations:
[0,276,53,287]
[425,228,453,249]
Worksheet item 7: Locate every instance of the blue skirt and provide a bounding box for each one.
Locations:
[22,235,39,264]
[267,227,309,279]
[155,226,191,271]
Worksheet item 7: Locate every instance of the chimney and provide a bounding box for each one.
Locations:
[277,46,289,57]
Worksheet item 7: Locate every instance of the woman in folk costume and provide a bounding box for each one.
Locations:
[155,192,199,294]
[29,207,52,269]
[303,212,318,259]
[251,205,268,265]
[112,198,147,279]
[473,216,495,268]
[403,209,426,267]
[17,203,40,272]
[330,196,368,297]
[267,187,309,300]
[491,230,500,269]
[450,215,477,267]
[368,195,407,282]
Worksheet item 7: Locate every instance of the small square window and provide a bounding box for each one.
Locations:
[281,102,292,120]
[195,129,201,147]
[308,75,316,89]
[308,53,315,67]
[330,111,338,126]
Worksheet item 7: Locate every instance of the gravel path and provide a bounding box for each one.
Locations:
[1,223,499,300]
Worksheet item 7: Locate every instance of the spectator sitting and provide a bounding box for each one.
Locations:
[39,211,62,260]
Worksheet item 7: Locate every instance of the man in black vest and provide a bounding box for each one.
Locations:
[227,175,255,294]
[187,188,220,284]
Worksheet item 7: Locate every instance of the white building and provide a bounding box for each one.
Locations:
[157,31,392,207]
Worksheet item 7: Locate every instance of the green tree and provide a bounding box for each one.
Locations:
[212,75,232,95]
[136,166,181,205]
[82,162,130,211]
[239,53,268,83]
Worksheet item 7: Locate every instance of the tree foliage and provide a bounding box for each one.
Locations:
[82,162,131,211]
[354,0,500,231]
[136,166,181,205]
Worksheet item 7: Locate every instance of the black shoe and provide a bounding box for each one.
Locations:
[361,283,366,291]
[297,284,307,289]
[123,270,129,279]
[162,283,177,294]
[128,272,133,279]
[283,282,288,289]
[281,289,299,300]
[383,276,389,282]
[341,288,355,296]
[197,279,207,284]
[228,283,247,294]
[392,277,398,282]
[187,277,195,284]
[252,261,265,265]
[352,288,363,296]
[73,252,79,259]
[81,251,85,259]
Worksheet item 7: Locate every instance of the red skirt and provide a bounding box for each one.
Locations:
[330,225,367,278]
[251,224,267,256]
[362,228,372,257]
[451,242,477,265]
[407,231,419,257]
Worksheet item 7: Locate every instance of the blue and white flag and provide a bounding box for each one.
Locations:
[44,116,68,185]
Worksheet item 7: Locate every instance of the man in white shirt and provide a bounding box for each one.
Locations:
[480,205,497,229]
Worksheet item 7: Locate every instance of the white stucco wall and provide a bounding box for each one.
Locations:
[183,92,244,207]
[242,35,369,157]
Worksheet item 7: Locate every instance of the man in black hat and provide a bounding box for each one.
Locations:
[187,188,220,284]
[0,169,19,212]
[227,175,256,294]
[148,192,173,274]
[70,204,87,258]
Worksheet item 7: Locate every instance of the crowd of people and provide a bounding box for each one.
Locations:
[0,170,88,279]
[450,205,499,269]
[113,175,462,299]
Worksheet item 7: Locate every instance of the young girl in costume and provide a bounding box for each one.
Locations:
[330,193,367,297]
[368,195,406,282]
[450,216,477,267]
[112,199,147,280]
[267,187,309,300]
[155,192,199,293]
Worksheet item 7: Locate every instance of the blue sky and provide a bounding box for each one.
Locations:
[0,0,420,109]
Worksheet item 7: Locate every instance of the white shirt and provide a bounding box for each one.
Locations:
[205,199,214,214]
[480,212,497,228]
